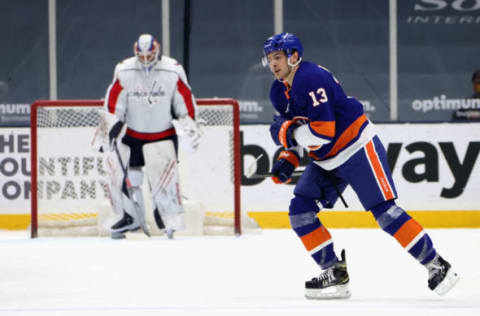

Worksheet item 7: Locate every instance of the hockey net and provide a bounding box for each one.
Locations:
[30,99,258,238]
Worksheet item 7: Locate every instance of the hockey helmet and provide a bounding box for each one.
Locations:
[262,32,303,67]
[134,34,160,68]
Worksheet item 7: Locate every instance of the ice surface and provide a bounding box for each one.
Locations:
[0,229,478,316]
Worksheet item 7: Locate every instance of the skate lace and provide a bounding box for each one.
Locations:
[317,268,335,283]
[427,259,444,279]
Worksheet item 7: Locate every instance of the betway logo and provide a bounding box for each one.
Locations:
[414,0,480,11]
[240,132,480,199]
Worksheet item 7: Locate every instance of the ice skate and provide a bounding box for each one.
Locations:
[166,228,175,239]
[110,212,140,239]
[426,254,459,296]
[305,249,351,299]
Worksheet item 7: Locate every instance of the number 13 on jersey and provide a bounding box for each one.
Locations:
[309,88,328,106]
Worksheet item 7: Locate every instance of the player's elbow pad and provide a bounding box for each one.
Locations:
[293,125,330,150]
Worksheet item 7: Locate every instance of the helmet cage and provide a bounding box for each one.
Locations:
[134,34,161,68]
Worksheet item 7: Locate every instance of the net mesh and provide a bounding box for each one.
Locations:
[32,100,254,237]
[37,106,100,128]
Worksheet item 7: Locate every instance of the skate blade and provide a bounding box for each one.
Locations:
[434,269,459,296]
[125,231,150,240]
[111,232,126,240]
[305,284,351,300]
[110,224,140,234]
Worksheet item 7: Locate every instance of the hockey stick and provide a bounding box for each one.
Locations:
[245,154,304,179]
[247,171,304,179]
[245,154,348,208]
[113,142,151,237]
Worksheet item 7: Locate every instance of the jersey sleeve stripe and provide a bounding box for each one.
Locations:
[177,79,195,119]
[324,114,368,159]
[107,80,123,114]
[278,120,298,148]
[308,121,335,139]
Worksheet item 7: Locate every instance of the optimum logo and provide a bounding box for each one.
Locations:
[0,104,30,123]
[239,100,264,120]
[0,104,30,115]
[412,95,480,113]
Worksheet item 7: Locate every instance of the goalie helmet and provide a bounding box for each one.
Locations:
[262,32,303,67]
[134,34,160,68]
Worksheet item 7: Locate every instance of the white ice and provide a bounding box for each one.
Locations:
[0,229,479,316]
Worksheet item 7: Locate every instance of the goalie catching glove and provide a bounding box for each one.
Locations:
[171,115,203,153]
[271,150,300,184]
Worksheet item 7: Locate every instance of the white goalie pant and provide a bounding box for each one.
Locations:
[143,140,186,232]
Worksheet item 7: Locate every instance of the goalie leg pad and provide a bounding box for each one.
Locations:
[128,167,144,187]
[126,167,148,226]
[103,145,146,234]
[143,141,186,231]
[103,143,135,224]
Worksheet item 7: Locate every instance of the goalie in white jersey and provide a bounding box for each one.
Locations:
[99,33,201,239]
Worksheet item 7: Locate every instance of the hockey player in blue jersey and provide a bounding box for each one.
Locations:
[263,32,459,299]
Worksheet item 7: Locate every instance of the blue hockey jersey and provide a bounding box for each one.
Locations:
[270,61,375,170]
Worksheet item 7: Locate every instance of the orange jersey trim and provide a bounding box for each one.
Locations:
[278,150,299,168]
[393,218,423,248]
[283,81,291,99]
[324,114,368,159]
[300,225,332,251]
[365,140,395,200]
[309,121,335,138]
[278,120,297,148]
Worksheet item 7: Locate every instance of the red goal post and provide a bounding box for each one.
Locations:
[30,98,242,237]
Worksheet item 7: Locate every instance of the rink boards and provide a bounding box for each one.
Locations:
[1,122,479,229]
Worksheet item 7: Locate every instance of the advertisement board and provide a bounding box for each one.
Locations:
[241,123,480,211]
[1,123,479,229]
[398,0,480,121]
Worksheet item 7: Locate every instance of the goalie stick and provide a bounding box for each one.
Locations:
[113,142,151,237]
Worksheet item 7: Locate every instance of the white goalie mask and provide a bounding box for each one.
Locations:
[134,34,160,69]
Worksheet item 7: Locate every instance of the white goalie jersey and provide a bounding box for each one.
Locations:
[104,55,197,140]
